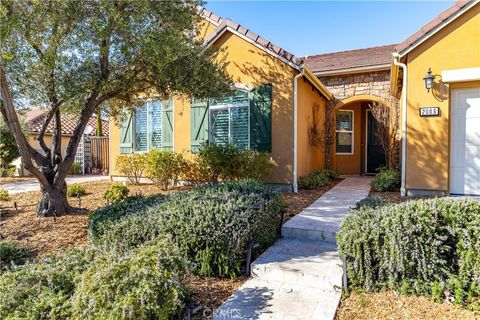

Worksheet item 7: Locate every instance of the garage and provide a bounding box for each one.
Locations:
[450,87,480,195]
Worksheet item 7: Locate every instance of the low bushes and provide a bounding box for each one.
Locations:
[115,153,147,185]
[72,240,188,320]
[298,169,340,190]
[338,198,480,308]
[90,180,283,277]
[371,168,401,192]
[196,144,273,183]
[103,184,130,203]
[0,240,30,269]
[145,149,187,190]
[66,184,86,197]
[89,194,165,244]
[0,187,9,201]
[355,195,391,209]
[0,240,188,320]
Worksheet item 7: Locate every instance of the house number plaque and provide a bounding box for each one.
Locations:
[419,107,440,117]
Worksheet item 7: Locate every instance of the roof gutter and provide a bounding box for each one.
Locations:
[292,66,306,193]
[313,64,391,77]
[303,67,333,101]
[393,53,407,196]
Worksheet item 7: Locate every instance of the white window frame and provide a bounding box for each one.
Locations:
[335,110,354,155]
[208,94,250,148]
[133,99,163,153]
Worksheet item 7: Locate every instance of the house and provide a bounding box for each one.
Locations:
[109,8,333,190]
[390,0,480,196]
[109,1,480,195]
[21,109,110,175]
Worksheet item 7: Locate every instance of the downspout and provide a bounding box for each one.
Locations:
[292,65,305,193]
[393,53,407,196]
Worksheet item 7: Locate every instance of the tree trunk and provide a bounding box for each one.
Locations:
[37,179,75,217]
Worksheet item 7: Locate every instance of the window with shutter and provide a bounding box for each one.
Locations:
[209,91,250,149]
[151,101,162,149]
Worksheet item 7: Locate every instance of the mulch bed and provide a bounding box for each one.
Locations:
[281,178,343,222]
[336,291,477,320]
[0,177,36,184]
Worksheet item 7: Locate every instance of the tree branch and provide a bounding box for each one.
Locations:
[0,67,49,187]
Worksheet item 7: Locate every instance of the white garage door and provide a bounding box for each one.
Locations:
[450,87,480,195]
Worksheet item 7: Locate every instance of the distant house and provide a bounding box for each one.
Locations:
[16,109,110,175]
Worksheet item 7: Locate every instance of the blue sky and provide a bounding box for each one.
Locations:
[204,1,455,56]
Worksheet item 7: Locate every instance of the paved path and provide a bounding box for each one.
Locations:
[213,176,372,320]
[0,175,110,194]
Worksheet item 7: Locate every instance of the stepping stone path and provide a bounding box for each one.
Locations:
[213,176,372,320]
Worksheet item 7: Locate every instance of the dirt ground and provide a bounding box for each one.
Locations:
[336,291,477,320]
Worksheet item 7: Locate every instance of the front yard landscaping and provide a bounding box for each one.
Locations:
[336,194,480,319]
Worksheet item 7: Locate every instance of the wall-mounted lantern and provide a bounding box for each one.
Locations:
[423,68,435,92]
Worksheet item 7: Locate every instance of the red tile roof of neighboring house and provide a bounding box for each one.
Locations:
[301,44,397,74]
[25,109,109,137]
[395,0,477,55]
[199,7,299,66]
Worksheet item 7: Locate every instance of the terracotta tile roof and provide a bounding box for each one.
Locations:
[25,109,109,137]
[302,44,396,73]
[395,0,476,54]
[199,7,299,66]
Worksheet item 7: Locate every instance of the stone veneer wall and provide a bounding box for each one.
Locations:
[318,70,391,101]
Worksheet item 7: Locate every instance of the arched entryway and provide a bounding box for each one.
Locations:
[332,95,388,175]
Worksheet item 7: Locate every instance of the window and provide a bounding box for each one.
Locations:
[336,110,353,154]
[135,101,162,152]
[209,91,250,149]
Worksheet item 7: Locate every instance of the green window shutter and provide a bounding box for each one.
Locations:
[250,83,272,152]
[191,98,209,153]
[162,100,174,151]
[120,112,134,154]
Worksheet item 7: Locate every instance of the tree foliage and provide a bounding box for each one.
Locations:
[0,0,232,216]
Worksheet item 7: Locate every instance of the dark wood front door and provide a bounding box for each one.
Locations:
[366,111,386,173]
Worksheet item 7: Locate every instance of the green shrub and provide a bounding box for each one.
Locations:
[371,169,401,192]
[66,184,86,197]
[69,163,82,175]
[0,165,16,177]
[0,187,9,201]
[0,240,30,269]
[0,248,95,320]
[355,195,391,209]
[103,184,130,203]
[338,198,480,308]
[91,180,283,277]
[115,153,147,185]
[323,168,340,180]
[182,155,211,185]
[197,144,240,182]
[236,149,273,180]
[298,169,333,189]
[145,149,187,190]
[72,240,187,320]
[88,194,165,244]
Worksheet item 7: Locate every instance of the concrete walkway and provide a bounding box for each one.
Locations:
[213,176,372,320]
[0,175,110,194]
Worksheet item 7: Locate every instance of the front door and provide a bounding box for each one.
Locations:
[366,111,386,173]
[450,87,480,195]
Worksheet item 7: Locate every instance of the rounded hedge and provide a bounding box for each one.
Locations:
[73,240,188,320]
[338,197,480,306]
[90,180,284,277]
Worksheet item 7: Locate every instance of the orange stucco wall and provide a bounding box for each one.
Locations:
[334,103,363,174]
[296,78,326,178]
[404,3,480,193]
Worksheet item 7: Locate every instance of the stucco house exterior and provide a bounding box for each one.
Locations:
[109,1,480,195]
